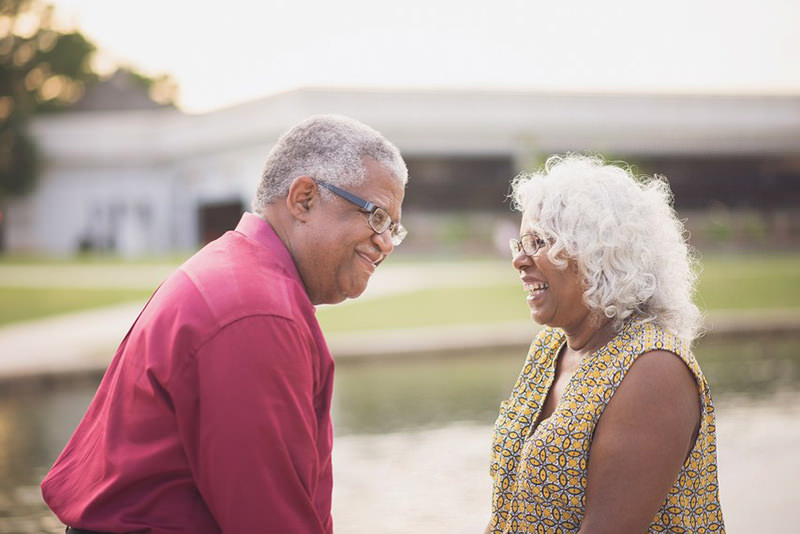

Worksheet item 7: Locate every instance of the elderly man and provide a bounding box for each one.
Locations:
[42,115,408,533]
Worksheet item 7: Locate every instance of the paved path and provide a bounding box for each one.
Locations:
[0,261,523,382]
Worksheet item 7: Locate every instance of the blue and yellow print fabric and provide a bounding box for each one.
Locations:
[489,320,725,533]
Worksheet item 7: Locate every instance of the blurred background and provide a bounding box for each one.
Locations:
[1,0,799,532]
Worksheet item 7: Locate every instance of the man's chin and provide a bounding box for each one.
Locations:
[345,283,369,301]
[316,284,368,306]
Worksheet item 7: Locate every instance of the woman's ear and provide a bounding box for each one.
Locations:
[285,176,317,221]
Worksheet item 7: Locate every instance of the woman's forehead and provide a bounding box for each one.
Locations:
[520,212,544,232]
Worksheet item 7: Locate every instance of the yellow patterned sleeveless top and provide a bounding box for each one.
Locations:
[489,319,725,533]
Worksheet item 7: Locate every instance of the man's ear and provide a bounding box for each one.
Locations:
[285,176,318,221]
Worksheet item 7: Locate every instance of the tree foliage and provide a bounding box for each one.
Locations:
[1,0,98,197]
[0,1,177,200]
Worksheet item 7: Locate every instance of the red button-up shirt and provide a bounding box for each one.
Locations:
[42,213,335,533]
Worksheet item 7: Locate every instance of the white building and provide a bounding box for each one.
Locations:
[5,88,800,256]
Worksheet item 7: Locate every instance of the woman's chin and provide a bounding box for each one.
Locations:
[528,306,552,327]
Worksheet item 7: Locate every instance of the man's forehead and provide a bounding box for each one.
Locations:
[359,174,404,218]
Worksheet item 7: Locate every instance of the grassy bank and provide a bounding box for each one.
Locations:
[0,287,154,326]
[317,252,800,332]
[1,252,799,329]
[696,253,800,309]
[0,258,178,327]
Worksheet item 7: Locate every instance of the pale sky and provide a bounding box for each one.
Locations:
[49,0,800,114]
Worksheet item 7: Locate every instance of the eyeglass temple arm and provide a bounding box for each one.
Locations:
[316,180,376,212]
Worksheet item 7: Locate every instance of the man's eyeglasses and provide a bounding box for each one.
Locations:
[509,233,547,258]
[315,180,407,246]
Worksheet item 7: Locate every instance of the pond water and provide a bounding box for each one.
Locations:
[1,334,799,533]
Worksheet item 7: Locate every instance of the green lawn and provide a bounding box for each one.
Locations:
[1,252,798,329]
[696,254,800,310]
[317,252,800,332]
[317,284,529,332]
[0,287,153,326]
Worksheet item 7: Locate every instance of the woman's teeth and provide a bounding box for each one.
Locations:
[524,282,549,295]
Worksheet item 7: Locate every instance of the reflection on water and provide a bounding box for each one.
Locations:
[696,335,800,397]
[1,334,798,532]
[0,385,96,532]
[334,335,800,435]
[333,354,521,435]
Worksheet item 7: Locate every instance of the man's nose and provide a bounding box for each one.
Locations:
[373,230,395,255]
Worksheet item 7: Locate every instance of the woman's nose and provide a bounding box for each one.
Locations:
[512,249,532,270]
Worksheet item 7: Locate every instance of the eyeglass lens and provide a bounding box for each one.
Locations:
[368,208,391,233]
[369,209,407,245]
[510,234,546,257]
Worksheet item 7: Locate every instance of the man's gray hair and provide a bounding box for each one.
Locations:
[253,114,407,212]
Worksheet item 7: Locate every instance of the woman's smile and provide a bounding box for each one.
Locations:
[523,280,549,302]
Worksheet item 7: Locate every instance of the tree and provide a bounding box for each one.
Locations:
[0,1,177,251]
[1,0,98,198]
[1,1,177,194]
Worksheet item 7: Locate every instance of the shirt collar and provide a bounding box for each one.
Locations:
[235,212,303,284]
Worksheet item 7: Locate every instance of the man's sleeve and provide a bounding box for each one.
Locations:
[174,315,327,533]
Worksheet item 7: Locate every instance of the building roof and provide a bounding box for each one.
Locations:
[70,70,174,112]
[33,88,800,165]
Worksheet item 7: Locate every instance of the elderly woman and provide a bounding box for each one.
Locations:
[488,155,725,533]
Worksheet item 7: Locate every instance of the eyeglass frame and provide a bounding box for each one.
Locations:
[314,179,407,246]
[509,233,548,258]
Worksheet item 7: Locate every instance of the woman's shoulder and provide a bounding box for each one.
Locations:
[619,319,692,359]
[625,348,699,393]
[604,345,702,454]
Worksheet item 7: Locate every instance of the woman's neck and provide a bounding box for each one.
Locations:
[563,316,616,356]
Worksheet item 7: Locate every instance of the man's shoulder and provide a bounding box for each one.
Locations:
[158,233,312,328]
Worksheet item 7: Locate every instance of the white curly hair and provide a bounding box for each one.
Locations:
[510,154,703,343]
[253,114,407,212]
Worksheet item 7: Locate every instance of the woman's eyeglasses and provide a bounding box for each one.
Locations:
[509,233,547,258]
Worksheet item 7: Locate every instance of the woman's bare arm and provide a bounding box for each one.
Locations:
[579,350,700,534]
